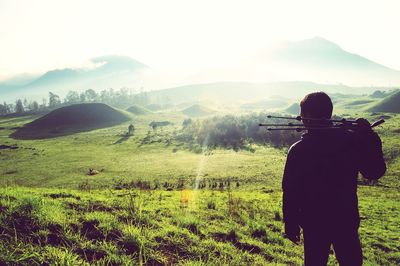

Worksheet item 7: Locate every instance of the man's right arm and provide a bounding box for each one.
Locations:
[355,119,386,180]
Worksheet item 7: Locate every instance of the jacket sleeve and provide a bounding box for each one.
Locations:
[282,146,301,227]
[357,131,386,180]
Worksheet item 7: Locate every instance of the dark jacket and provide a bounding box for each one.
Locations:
[282,129,386,230]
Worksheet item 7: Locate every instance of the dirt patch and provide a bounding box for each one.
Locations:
[105,228,123,241]
[89,201,115,212]
[0,144,18,150]
[69,223,80,234]
[75,247,106,263]
[251,228,267,239]
[212,230,237,242]
[266,223,281,233]
[3,170,18,175]
[0,195,16,201]
[0,204,8,212]
[234,241,262,254]
[371,243,392,253]
[120,238,140,255]
[66,202,86,212]
[80,220,104,240]
[157,231,197,263]
[186,223,200,235]
[262,189,274,193]
[46,223,70,246]
[45,192,81,200]
[213,230,262,254]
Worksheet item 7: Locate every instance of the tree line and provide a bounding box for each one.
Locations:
[0,88,152,116]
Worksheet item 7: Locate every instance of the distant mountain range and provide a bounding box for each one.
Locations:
[0,55,149,100]
[1,37,399,102]
[146,81,389,104]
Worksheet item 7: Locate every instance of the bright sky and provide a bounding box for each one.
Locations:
[0,0,399,80]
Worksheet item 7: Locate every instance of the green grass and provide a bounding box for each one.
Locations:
[0,113,285,188]
[0,108,399,265]
[0,185,398,265]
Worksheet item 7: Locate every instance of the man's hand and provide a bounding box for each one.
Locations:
[355,118,373,133]
[284,223,300,244]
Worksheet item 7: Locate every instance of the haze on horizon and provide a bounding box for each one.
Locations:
[1,0,399,82]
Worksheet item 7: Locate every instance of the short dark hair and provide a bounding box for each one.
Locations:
[300,92,333,118]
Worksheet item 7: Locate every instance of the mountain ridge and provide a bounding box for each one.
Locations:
[1,37,399,101]
[0,55,149,99]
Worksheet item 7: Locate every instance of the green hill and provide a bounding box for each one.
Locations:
[369,90,400,113]
[11,103,130,139]
[126,104,152,115]
[181,104,215,117]
[145,103,174,111]
[284,103,300,115]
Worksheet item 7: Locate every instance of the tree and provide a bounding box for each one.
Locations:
[0,103,7,115]
[23,98,29,111]
[49,92,61,108]
[100,89,110,104]
[31,101,39,111]
[40,98,47,110]
[182,118,193,128]
[7,103,15,113]
[79,92,86,103]
[15,99,24,113]
[65,91,80,104]
[1,102,10,114]
[85,89,98,102]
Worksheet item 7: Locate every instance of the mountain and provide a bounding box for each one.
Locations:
[0,55,149,100]
[267,37,390,70]
[252,37,400,86]
[1,38,399,102]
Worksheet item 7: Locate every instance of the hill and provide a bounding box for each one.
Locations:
[11,103,130,139]
[284,103,300,115]
[126,104,152,115]
[181,104,215,117]
[241,99,288,110]
[369,90,400,113]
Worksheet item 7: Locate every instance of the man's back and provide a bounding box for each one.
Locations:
[282,127,386,265]
[285,129,359,224]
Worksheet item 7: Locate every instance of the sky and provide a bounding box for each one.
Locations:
[0,0,399,80]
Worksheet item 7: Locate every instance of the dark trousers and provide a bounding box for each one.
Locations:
[303,225,363,266]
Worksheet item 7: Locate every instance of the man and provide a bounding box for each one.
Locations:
[282,92,386,265]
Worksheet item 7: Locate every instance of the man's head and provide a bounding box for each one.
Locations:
[300,92,333,119]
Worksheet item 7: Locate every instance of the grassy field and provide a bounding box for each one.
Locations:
[0,105,399,265]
